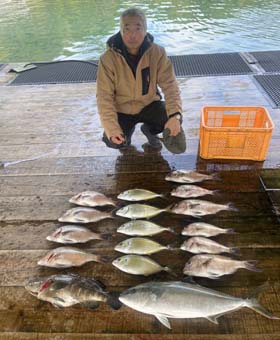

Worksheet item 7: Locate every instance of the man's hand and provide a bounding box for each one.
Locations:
[164,116,181,136]
[110,134,126,145]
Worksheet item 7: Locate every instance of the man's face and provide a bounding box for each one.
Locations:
[121,15,146,55]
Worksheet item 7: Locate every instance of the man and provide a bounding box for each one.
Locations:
[97,7,184,151]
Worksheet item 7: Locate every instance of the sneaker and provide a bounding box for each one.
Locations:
[141,124,162,148]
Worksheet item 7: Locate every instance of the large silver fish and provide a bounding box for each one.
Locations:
[183,254,261,278]
[112,255,172,276]
[171,185,216,198]
[37,247,108,268]
[58,207,113,223]
[114,237,169,255]
[46,225,111,244]
[180,236,238,255]
[69,191,116,207]
[165,170,218,184]
[182,222,235,237]
[119,281,279,329]
[116,204,171,219]
[117,220,175,236]
[118,189,163,201]
[26,273,121,310]
[171,199,236,217]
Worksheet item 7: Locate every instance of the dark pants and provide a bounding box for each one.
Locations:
[102,101,168,149]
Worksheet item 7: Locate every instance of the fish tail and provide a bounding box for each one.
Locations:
[229,247,241,256]
[243,260,262,272]
[95,255,111,264]
[227,203,238,212]
[164,204,175,213]
[210,173,221,181]
[99,233,113,241]
[164,266,178,278]
[211,189,220,195]
[247,283,280,319]
[225,228,236,234]
[107,291,122,310]
[167,228,178,235]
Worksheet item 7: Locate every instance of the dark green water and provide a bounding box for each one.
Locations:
[0,0,279,62]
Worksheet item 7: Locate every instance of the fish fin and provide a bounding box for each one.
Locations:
[167,228,178,235]
[51,297,66,308]
[226,228,236,234]
[243,260,262,272]
[164,267,178,278]
[229,247,241,256]
[210,173,221,181]
[82,301,100,310]
[182,276,197,284]
[97,255,111,264]
[247,283,280,319]
[227,203,238,212]
[107,292,122,310]
[164,204,174,213]
[99,233,113,241]
[206,315,220,324]
[155,314,171,329]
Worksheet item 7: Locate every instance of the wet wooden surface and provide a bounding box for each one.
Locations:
[0,65,280,338]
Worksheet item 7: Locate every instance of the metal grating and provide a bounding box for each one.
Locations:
[169,53,253,77]
[251,50,280,73]
[254,74,280,107]
[10,60,98,85]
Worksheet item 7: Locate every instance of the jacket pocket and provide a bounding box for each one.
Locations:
[141,67,150,95]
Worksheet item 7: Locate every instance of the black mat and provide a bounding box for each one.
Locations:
[251,50,280,73]
[169,53,253,77]
[10,60,98,85]
[254,74,280,107]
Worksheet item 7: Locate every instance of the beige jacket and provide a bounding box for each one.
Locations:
[96,34,182,138]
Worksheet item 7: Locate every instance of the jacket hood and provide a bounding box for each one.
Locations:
[106,31,154,57]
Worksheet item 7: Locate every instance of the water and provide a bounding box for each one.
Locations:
[0,0,279,62]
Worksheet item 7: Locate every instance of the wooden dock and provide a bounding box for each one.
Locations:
[0,65,280,339]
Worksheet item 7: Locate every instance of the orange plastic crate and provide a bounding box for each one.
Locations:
[199,106,274,161]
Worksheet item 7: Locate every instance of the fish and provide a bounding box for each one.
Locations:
[25,274,70,296]
[183,254,261,278]
[69,191,116,207]
[46,225,111,244]
[165,170,218,184]
[114,237,170,255]
[182,222,235,237]
[119,281,279,329]
[27,273,121,310]
[116,204,171,219]
[58,207,113,223]
[112,255,172,276]
[37,246,108,268]
[117,220,176,236]
[171,199,236,217]
[171,185,216,198]
[117,189,163,201]
[180,236,238,255]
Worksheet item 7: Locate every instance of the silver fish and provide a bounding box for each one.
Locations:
[58,207,113,223]
[182,222,235,237]
[69,191,116,207]
[171,185,215,198]
[165,170,217,184]
[180,236,238,254]
[118,189,163,201]
[30,273,121,310]
[183,254,261,278]
[117,220,175,236]
[37,246,108,268]
[171,199,236,217]
[119,281,279,329]
[116,204,171,219]
[46,225,111,244]
[114,237,169,255]
[112,255,172,276]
